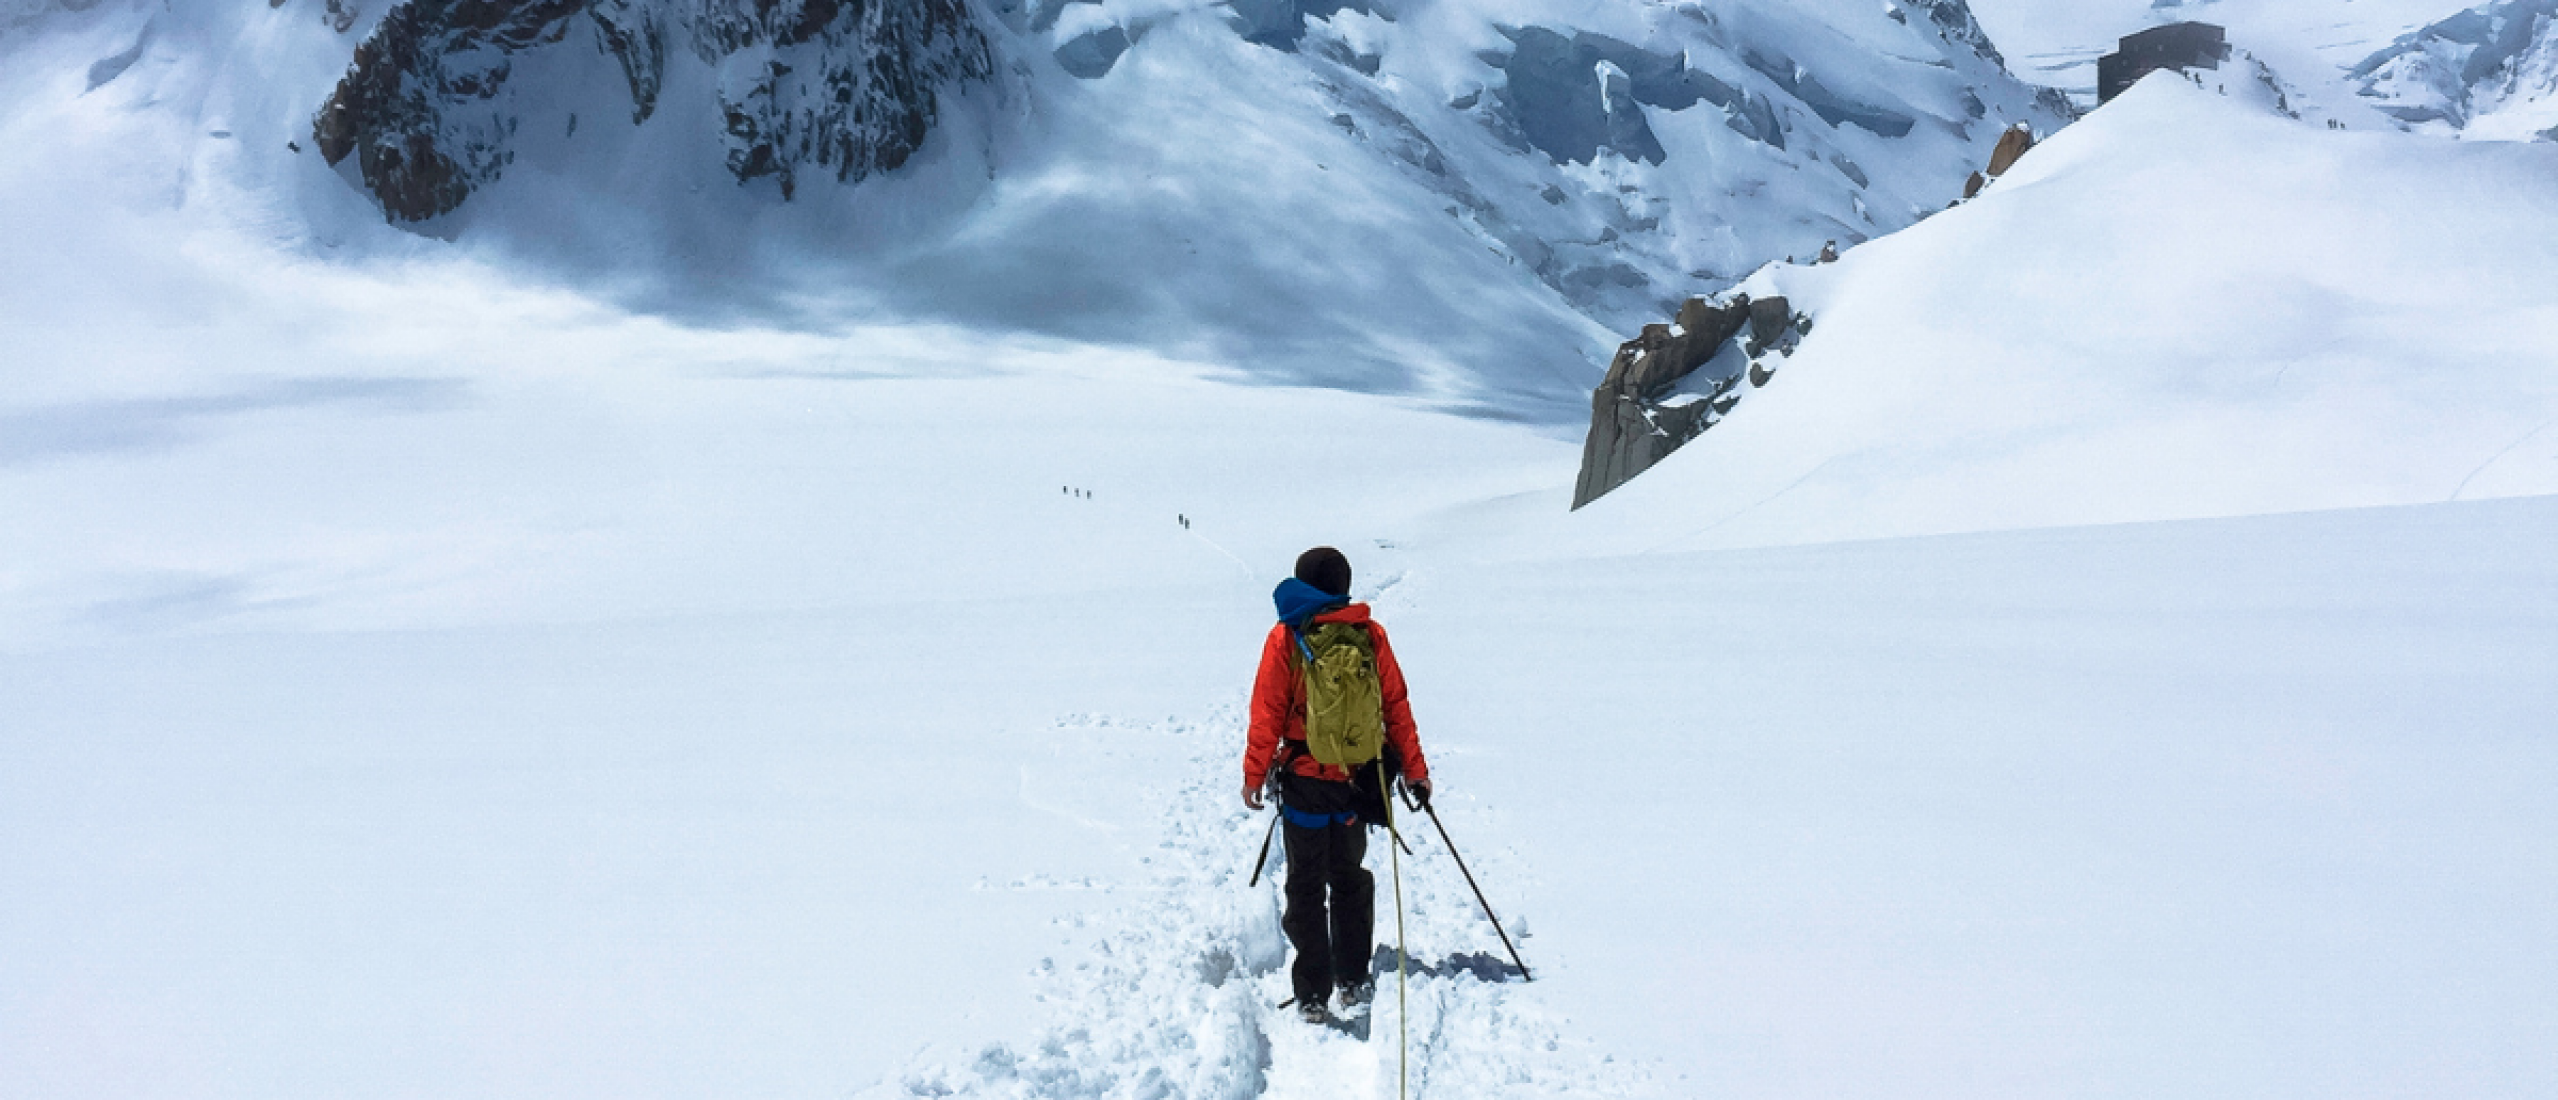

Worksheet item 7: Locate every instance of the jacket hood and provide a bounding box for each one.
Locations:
[1272,577,1353,629]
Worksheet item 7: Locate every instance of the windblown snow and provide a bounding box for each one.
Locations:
[3,1,2556,1098]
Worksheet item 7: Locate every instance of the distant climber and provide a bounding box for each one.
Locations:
[1242,547,1431,1025]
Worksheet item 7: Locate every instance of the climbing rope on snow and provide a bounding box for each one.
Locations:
[1378,760,1410,1100]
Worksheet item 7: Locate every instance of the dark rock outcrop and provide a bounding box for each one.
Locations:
[707,0,991,198]
[1984,120,2034,176]
[1574,293,1802,508]
[1957,121,2032,202]
[1746,294,1794,351]
[313,0,585,221]
[314,0,992,221]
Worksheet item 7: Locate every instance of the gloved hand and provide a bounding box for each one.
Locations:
[1406,780,1432,810]
[1243,782,1265,811]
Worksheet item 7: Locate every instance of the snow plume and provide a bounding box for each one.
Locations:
[2353,0,2558,139]
[311,0,995,219]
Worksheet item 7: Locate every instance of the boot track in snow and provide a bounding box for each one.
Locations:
[866,704,1644,1098]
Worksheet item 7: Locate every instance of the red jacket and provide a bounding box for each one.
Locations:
[1244,603,1428,789]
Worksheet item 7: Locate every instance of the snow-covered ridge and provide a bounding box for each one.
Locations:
[1536,75,2558,555]
[2354,0,2558,139]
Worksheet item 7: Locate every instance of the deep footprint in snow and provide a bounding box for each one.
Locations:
[864,704,1646,1098]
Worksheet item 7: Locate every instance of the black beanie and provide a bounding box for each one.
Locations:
[1295,546,1352,597]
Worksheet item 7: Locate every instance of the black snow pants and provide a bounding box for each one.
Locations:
[1278,776,1375,1007]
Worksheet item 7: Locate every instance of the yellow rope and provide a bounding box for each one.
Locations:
[1380,762,1409,1100]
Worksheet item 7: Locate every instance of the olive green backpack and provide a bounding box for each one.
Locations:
[1295,620,1387,767]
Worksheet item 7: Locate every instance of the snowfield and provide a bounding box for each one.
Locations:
[5,3,2557,1099]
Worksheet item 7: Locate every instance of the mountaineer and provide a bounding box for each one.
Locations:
[1242,546,1431,1024]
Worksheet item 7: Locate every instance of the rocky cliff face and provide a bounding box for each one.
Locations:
[1574,290,1805,508]
[313,0,992,220]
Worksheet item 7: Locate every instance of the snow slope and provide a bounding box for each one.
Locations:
[1554,76,2558,554]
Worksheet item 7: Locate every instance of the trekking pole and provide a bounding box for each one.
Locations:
[1409,789,1532,982]
[1246,767,1285,888]
[1246,806,1281,888]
